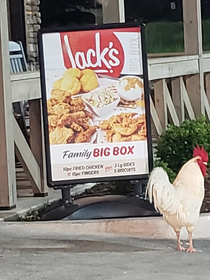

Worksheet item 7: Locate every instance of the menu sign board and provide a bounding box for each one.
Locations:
[38,23,153,187]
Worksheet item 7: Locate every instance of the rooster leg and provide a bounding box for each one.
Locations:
[175,231,185,251]
[186,232,195,253]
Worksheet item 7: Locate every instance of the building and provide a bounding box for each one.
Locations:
[0,0,210,211]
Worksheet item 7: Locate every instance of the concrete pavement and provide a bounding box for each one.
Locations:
[0,222,210,280]
[1,183,210,280]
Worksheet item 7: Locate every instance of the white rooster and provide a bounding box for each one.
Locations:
[145,145,208,252]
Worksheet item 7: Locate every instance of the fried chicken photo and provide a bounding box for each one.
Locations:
[51,103,71,115]
[68,104,86,113]
[51,89,72,104]
[49,126,74,145]
[48,115,59,132]
[70,97,84,107]
[75,117,90,130]
[58,113,91,133]
[47,98,59,115]
[99,112,147,142]
[47,89,96,144]
[58,114,74,127]
[74,126,96,143]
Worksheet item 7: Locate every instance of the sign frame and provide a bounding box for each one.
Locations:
[38,22,153,188]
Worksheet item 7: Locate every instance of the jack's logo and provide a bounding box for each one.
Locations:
[60,29,124,77]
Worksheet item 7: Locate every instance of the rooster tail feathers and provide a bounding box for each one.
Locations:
[145,167,170,211]
[145,167,184,218]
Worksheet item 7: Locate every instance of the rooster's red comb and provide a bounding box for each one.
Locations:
[193,145,209,162]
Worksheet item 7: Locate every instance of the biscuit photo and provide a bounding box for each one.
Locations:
[63,68,82,79]
[60,76,81,95]
[81,69,96,76]
[53,78,63,90]
[80,74,99,92]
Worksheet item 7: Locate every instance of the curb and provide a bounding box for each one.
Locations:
[2,213,210,240]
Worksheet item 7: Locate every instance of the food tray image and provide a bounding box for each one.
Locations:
[116,76,144,101]
[82,86,120,117]
[46,67,146,145]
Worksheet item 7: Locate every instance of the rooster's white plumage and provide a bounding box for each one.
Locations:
[146,146,208,252]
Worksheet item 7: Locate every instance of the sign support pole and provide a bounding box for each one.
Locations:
[61,185,75,204]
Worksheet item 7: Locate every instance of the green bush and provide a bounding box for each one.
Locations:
[155,116,210,176]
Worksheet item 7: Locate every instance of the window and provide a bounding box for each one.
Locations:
[40,0,103,28]
[124,0,184,54]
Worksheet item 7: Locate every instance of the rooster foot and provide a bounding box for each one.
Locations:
[185,247,196,253]
[176,245,186,251]
[185,247,202,253]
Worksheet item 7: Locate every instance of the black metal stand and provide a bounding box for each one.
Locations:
[61,186,74,205]
[39,185,78,221]
[39,180,157,221]
[132,179,148,199]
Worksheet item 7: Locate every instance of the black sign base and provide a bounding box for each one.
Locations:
[39,195,159,221]
[39,199,78,221]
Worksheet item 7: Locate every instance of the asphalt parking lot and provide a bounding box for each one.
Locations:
[0,222,210,280]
